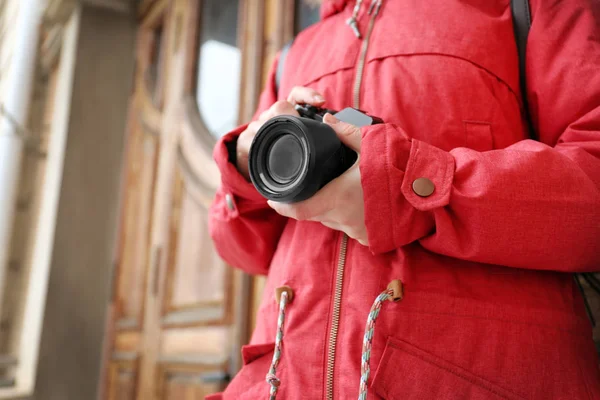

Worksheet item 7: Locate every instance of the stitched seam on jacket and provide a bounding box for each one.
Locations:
[294,66,357,92]
[384,124,397,247]
[403,141,422,209]
[439,146,450,208]
[367,52,520,106]
[387,340,525,400]
[442,147,454,206]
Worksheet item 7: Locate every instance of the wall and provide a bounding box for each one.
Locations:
[30,5,135,400]
[0,0,21,101]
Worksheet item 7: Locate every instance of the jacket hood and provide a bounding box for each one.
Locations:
[320,0,350,19]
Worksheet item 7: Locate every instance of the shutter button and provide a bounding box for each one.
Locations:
[412,178,435,197]
[225,194,235,211]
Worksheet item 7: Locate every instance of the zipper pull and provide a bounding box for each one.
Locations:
[346,16,362,38]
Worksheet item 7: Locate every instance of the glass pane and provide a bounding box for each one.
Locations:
[196,1,241,139]
[148,25,164,106]
[295,0,321,33]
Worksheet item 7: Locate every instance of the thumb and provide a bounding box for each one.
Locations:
[323,113,362,152]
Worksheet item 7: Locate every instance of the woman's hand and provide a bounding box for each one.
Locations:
[236,86,326,180]
[267,114,369,246]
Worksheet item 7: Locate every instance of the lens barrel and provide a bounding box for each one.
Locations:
[249,115,357,203]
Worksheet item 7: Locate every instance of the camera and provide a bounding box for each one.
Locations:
[248,104,382,203]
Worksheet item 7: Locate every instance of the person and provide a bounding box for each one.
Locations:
[207,0,600,398]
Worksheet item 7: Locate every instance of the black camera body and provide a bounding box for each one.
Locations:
[248,104,382,203]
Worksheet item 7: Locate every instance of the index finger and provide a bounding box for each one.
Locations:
[287,86,326,106]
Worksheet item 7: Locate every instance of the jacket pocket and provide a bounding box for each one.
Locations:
[221,342,275,399]
[242,342,275,365]
[371,337,525,400]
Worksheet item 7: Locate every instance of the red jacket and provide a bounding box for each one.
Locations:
[208,0,600,398]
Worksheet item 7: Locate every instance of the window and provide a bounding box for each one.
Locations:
[147,24,165,107]
[195,0,241,139]
[295,0,321,34]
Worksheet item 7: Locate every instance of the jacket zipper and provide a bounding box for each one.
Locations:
[352,11,377,109]
[325,233,348,400]
[325,9,378,400]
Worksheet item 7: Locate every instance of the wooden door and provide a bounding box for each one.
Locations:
[101,1,320,399]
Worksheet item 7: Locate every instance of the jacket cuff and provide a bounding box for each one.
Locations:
[360,124,453,253]
[213,124,267,205]
[402,139,455,211]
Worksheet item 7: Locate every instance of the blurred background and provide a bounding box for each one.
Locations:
[0,0,319,398]
[0,0,597,399]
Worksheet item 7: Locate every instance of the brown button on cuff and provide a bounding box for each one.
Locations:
[412,177,435,197]
[225,194,235,211]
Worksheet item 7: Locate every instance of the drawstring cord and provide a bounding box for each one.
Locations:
[346,0,384,38]
[358,280,403,400]
[346,0,364,38]
[368,0,383,17]
[266,287,293,399]
[265,281,402,399]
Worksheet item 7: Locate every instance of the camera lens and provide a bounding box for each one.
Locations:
[267,135,303,183]
[249,115,357,203]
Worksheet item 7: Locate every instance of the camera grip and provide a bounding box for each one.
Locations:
[318,142,358,190]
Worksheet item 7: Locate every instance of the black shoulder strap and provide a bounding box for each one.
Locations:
[511,0,535,138]
[275,40,294,95]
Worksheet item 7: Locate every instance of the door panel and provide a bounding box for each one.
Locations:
[161,159,232,328]
[115,332,141,353]
[156,364,227,400]
[160,327,229,357]
[115,117,159,331]
[107,358,140,400]
[102,0,298,398]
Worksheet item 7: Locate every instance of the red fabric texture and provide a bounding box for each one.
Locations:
[208,0,600,398]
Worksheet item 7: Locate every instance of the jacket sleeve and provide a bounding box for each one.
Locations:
[359,0,600,272]
[208,56,287,276]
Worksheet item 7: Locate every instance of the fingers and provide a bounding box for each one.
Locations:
[257,86,325,124]
[267,200,317,221]
[267,194,332,222]
[247,100,299,149]
[323,113,362,151]
[240,98,302,177]
[258,100,298,122]
[238,120,262,152]
[287,86,326,106]
[346,226,369,245]
[321,221,343,231]
[236,120,263,176]
[247,120,262,135]
[322,222,368,246]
